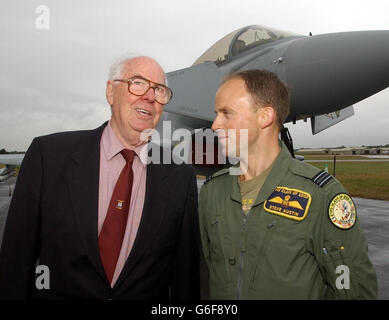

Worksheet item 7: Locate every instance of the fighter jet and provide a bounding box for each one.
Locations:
[160,24,389,162]
[2,25,389,175]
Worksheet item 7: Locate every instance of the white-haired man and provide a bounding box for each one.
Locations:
[0,56,200,300]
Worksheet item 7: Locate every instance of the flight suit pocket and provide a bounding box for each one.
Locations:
[321,242,359,299]
[208,215,231,283]
[208,216,224,259]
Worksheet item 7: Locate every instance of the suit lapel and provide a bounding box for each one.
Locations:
[113,162,169,290]
[67,122,108,284]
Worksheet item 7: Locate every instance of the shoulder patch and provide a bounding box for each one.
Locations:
[264,186,311,221]
[312,170,333,188]
[204,168,229,184]
[328,193,357,230]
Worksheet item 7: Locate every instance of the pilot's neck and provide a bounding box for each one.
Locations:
[239,135,280,182]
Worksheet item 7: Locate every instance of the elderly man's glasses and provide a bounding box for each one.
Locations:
[114,76,173,105]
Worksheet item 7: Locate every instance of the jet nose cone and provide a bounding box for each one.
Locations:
[285,30,389,118]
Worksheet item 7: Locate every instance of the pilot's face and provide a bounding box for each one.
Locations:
[106,57,166,147]
[212,78,261,158]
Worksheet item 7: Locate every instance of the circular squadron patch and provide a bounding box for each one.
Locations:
[328,193,357,230]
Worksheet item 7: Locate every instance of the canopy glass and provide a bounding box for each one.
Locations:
[194,25,299,66]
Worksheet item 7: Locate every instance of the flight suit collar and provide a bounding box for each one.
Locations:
[230,172,243,203]
[230,141,292,206]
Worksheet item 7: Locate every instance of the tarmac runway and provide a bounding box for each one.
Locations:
[353,197,389,300]
[0,177,15,246]
[0,177,388,299]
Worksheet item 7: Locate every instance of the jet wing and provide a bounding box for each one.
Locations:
[0,155,23,182]
[165,62,223,121]
[311,105,354,135]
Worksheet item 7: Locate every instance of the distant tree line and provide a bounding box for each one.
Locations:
[0,148,25,154]
[361,144,389,148]
[297,143,389,150]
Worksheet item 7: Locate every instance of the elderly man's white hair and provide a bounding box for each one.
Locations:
[108,54,168,85]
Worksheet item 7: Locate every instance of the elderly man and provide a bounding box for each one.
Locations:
[199,69,377,299]
[0,56,200,300]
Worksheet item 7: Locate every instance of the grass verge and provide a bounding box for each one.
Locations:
[309,161,389,200]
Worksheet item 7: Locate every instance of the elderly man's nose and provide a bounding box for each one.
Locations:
[142,86,156,102]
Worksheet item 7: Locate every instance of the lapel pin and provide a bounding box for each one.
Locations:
[116,200,124,210]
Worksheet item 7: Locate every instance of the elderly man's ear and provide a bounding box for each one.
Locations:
[106,80,114,106]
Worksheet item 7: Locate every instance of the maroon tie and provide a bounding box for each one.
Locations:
[98,149,136,284]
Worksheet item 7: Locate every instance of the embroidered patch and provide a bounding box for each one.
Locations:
[242,198,254,212]
[328,193,357,230]
[264,186,311,221]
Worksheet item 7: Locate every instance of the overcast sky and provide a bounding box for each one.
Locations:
[1,0,388,151]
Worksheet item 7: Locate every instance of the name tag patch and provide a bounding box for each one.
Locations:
[264,187,311,221]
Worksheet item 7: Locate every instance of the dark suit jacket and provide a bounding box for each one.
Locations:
[0,122,200,300]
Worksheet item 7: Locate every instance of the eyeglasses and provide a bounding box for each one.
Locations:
[114,75,173,105]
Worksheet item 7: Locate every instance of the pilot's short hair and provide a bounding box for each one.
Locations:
[223,69,290,128]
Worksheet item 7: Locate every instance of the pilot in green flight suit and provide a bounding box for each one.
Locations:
[199,70,377,299]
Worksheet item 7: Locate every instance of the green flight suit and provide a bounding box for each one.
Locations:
[199,142,377,299]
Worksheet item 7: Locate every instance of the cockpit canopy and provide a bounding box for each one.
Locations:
[193,25,299,66]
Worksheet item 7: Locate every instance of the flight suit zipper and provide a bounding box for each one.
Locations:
[237,211,250,300]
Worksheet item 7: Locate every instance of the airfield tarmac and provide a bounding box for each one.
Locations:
[0,177,388,299]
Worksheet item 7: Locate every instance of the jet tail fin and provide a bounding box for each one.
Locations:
[165,62,223,121]
[311,105,354,135]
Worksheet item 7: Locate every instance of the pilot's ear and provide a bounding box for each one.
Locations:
[106,80,114,106]
[259,106,276,129]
